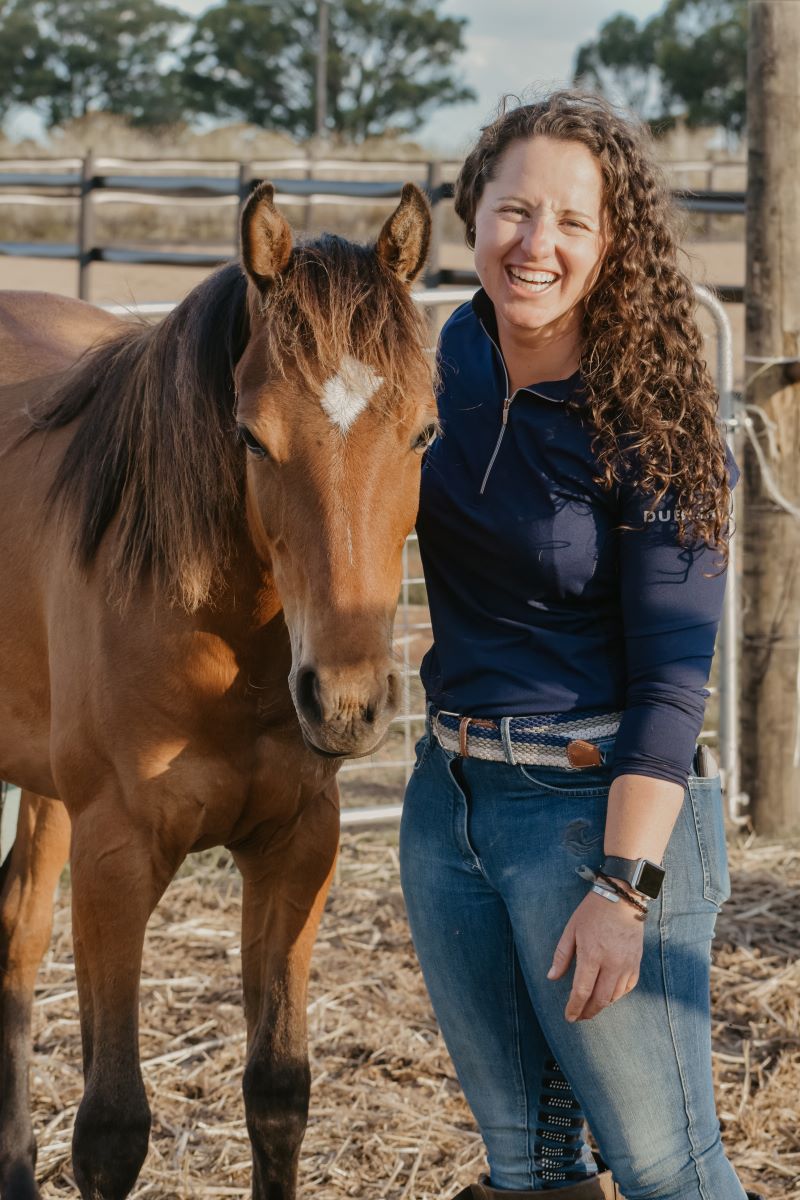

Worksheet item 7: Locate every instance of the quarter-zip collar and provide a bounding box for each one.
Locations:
[470,287,582,405]
[469,288,583,493]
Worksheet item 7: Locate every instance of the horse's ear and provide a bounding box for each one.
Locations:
[376,183,431,285]
[241,182,293,290]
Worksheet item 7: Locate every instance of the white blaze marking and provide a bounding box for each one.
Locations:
[321,355,383,433]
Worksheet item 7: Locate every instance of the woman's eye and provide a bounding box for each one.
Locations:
[413,423,439,452]
[237,424,268,460]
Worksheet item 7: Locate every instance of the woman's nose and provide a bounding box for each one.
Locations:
[520,216,555,259]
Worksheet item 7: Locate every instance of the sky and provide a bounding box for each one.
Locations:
[168,0,667,152]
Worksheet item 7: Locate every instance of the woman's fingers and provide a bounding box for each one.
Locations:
[554,894,644,1022]
[612,971,639,1003]
[546,922,577,980]
[564,956,601,1022]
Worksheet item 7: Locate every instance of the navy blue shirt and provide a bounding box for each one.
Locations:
[417,289,740,788]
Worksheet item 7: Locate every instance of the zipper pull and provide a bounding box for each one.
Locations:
[479,396,513,495]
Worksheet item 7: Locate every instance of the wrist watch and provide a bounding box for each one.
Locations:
[601,855,665,899]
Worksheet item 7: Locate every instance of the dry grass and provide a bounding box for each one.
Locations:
[29,829,798,1199]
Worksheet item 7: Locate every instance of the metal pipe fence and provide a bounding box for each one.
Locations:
[0,285,742,859]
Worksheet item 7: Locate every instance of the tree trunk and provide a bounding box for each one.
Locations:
[741,0,800,834]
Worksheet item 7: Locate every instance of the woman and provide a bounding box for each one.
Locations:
[399,91,762,1200]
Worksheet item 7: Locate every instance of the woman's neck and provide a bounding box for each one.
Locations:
[496,315,582,394]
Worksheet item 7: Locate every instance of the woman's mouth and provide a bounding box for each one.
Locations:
[506,266,560,294]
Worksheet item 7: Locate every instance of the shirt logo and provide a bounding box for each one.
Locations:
[644,507,686,523]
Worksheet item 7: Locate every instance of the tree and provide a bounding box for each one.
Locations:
[573,0,746,137]
[18,0,190,128]
[0,0,56,122]
[657,0,746,136]
[572,13,660,118]
[180,0,308,134]
[180,0,476,141]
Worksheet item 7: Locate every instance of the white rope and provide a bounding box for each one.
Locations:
[740,405,800,520]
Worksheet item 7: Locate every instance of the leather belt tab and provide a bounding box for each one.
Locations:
[566,739,603,768]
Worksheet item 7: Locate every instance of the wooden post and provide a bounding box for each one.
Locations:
[235,161,251,254]
[423,160,445,340]
[77,150,95,301]
[741,1,800,834]
[424,159,443,290]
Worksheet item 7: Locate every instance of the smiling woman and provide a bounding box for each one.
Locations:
[398,89,760,1200]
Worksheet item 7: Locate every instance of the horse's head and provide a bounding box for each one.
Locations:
[234,182,437,759]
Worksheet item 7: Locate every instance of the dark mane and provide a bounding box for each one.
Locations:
[28,240,430,612]
[29,262,250,611]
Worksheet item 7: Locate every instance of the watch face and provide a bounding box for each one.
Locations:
[637,861,665,898]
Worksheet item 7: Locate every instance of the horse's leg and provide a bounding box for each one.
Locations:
[232,783,340,1200]
[0,791,71,1200]
[68,799,185,1200]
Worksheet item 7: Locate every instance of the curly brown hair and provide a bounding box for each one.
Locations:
[454,88,732,560]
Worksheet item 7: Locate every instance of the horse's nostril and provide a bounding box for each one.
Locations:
[386,670,400,709]
[296,666,322,722]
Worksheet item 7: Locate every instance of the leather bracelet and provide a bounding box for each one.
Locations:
[596,870,649,917]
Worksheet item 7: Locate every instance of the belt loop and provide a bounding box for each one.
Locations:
[500,717,517,766]
[458,716,471,757]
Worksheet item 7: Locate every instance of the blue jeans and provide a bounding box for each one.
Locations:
[399,716,747,1199]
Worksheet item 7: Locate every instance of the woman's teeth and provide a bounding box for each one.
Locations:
[507,267,559,293]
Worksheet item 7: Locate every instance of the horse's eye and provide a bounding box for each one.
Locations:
[238,424,268,460]
[413,423,439,452]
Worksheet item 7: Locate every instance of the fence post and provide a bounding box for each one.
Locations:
[424,160,443,289]
[705,162,714,238]
[77,150,95,301]
[235,162,252,255]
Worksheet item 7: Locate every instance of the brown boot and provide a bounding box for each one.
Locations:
[451,1170,623,1198]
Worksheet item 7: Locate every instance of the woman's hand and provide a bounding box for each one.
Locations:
[546,886,644,1022]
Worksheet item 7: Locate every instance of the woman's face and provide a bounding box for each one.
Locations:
[473,136,605,340]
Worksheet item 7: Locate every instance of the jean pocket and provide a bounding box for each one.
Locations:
[518,762,611,798]
[687,773,731,908]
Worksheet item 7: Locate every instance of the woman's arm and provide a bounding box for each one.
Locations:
[603,773,683,866]
[547,444,739,1022]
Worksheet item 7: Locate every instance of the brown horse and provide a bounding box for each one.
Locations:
[0,182,435,1200]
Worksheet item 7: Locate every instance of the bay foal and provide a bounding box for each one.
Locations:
[0,182,435,1199]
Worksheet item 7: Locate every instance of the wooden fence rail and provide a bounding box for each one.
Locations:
[0,155,746,302]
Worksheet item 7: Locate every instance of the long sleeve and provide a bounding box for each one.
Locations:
[609,444,740,788]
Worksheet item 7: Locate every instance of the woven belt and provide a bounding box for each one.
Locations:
[430,707,623,769]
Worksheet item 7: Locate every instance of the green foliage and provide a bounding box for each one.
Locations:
[573,0,747,136]
[182,0,476,141]
[0,0,474,138]
[573,13,659,117]
[180,0,306,133]
[1,0,190,128]
[0,0,54,121]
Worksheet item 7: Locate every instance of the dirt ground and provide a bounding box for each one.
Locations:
[29,829,799,1199]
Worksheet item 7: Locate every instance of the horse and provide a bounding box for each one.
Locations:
[0,180,436,1200]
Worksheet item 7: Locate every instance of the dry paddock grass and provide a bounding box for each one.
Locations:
[30,830,799,1199]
